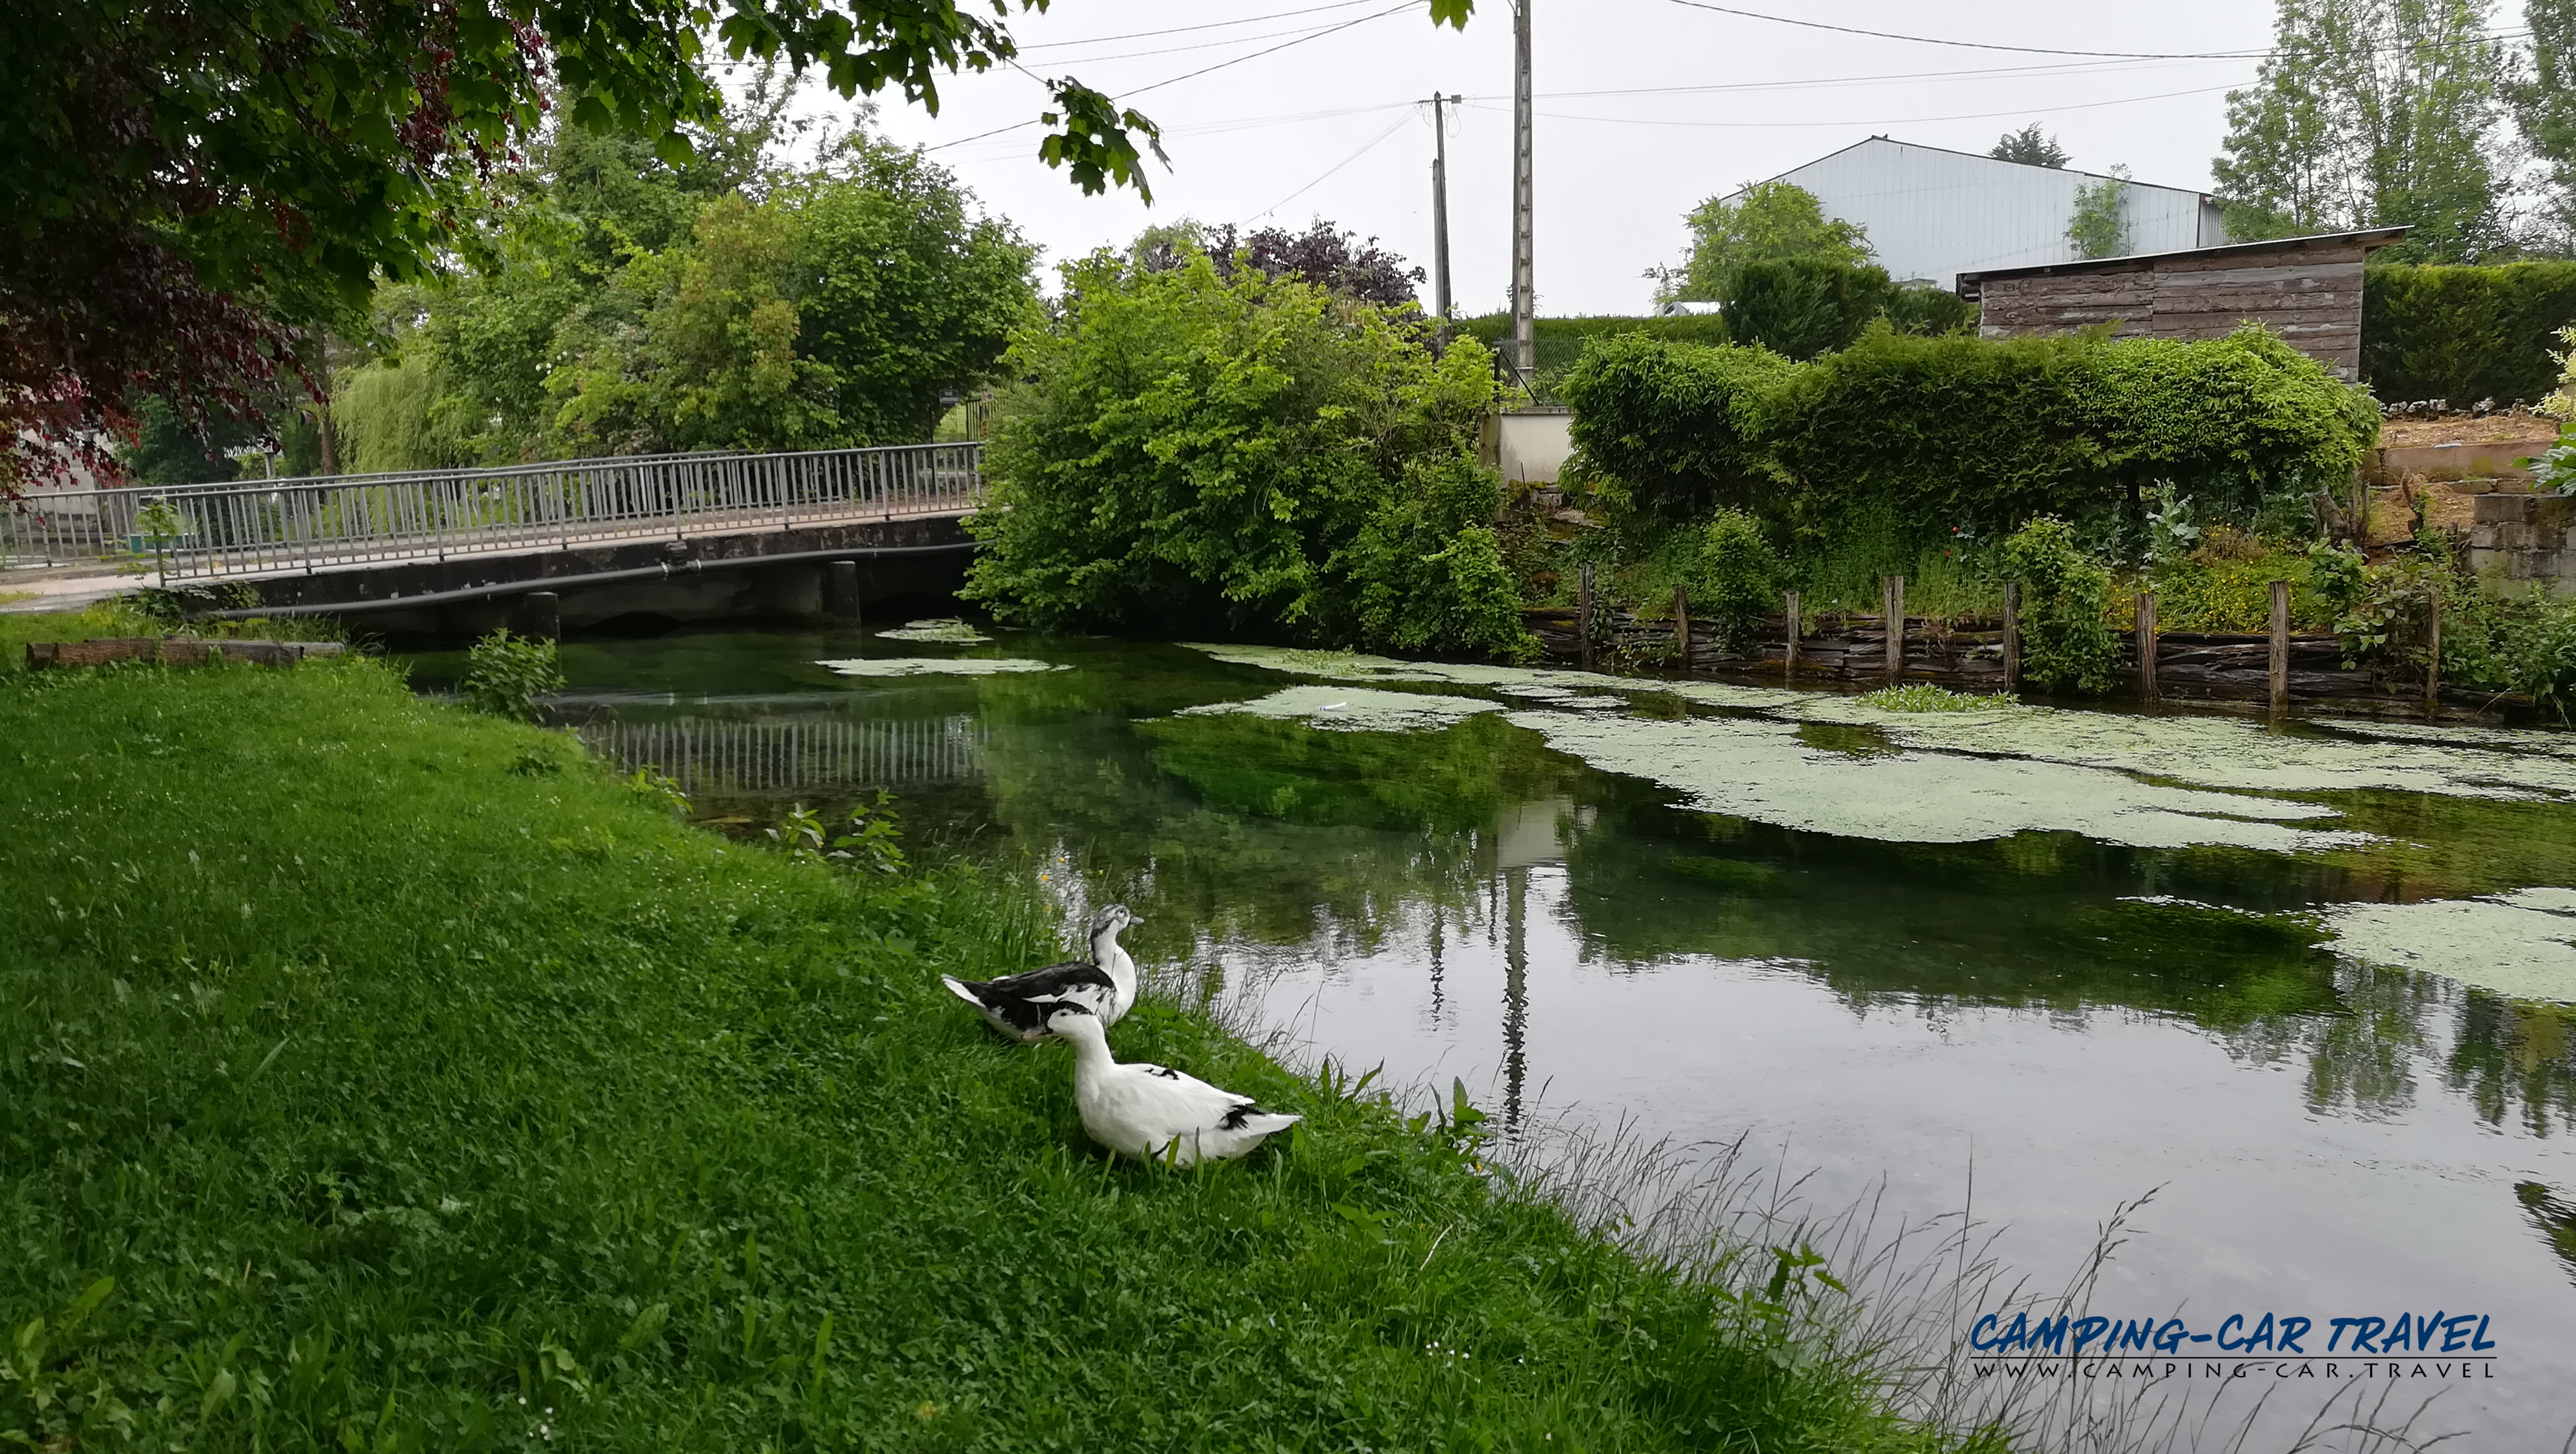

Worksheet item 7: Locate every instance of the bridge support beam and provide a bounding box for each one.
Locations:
[519,591,560,641]
[824,560,863,622]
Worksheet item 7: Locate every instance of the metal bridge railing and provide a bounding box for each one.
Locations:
[2,442,984,578]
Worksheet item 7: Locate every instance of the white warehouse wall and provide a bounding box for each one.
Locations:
[1752,138,2227,290]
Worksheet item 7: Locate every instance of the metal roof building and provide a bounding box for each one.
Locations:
[1732,137,2229,290]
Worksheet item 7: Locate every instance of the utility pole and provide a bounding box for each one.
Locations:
[1510,0,1535,383]
[1429,93,1457,327]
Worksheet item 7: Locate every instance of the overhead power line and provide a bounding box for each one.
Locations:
[1248,113,1417,219]
[924,0,1417,153]
[1014,0,1387,52]
[1666,0,2529,62]
[1462,81,2250,130]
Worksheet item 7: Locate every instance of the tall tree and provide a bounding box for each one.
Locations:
[1654,181,1874,303]
[1135,220,1426,310]
[0,0,1474,491]
[2067,168,2134,258]
[2514,0,2576,252]
[2212,0,2514,260]
[1990,124,2070,168]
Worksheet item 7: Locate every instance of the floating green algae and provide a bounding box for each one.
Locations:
[816,657,1064,676]
[1176,685,1503,733]
[2323,892,2576,1003]
[873,618,993,643]
[1505,708,2361,852]
[1183,642,2576,804]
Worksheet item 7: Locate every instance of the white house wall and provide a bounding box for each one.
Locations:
[1759,139,2223,290]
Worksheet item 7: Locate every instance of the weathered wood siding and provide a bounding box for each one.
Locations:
[1975,238,2373,378]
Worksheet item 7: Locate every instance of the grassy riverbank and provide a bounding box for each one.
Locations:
[1,610,1972,1452]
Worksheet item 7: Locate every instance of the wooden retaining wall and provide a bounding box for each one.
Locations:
[1527,582,2523,721]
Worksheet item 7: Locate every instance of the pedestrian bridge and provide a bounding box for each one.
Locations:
[3,443,987,626]
[4,441,984,581]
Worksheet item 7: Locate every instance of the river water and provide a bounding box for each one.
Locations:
[409,622,2576,1448]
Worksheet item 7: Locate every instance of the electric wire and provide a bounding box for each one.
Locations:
[1247,112,1416,219]
[923,0,1417,153]
[1463,81,2253,130]
[1666,0,2528,63]
[1013,0,1387,52]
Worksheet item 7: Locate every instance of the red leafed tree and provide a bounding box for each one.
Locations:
[0,0,1267,496]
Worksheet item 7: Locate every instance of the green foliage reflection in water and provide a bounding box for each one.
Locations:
[0,624,1960,1454]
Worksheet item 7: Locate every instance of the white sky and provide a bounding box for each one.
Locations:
[804,1,2282,315]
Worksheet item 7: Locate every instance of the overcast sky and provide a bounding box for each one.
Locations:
[832,1,2281,315]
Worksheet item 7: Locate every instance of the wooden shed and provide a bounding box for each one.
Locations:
[1955,227,2408,380]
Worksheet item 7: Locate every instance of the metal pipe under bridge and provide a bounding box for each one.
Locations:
[5,441,983,578]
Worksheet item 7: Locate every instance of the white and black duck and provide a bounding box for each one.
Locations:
[1043,1004,1302,1166]
[941,903,1141,1041]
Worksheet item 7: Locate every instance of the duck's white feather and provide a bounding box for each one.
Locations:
[1049,1009,1300,1166]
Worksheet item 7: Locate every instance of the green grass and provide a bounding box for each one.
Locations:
[0,612,1971,1453]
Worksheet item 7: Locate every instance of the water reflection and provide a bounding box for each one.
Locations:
[576,714,988,795]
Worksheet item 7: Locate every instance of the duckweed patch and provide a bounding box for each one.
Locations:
[817,656,1065,676]
[1509,709,2362,851]
[1176,684,1503,733]
[2325,893,2576,1003]
[872,617,993,643]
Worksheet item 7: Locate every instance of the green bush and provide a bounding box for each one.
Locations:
[1558,334,1798,525]
[1568,324,2376,560]
[2362,260,2576,404]
[1726,258,1898,362]
[460,628,565,721]
[1685,509,1787,650]
[1882,284,1976,338]
[2001,518,2120,694]
[1454,312,1733,401]
[967,251,1532,661]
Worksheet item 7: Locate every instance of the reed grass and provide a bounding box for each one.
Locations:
[1,618,1971,1452]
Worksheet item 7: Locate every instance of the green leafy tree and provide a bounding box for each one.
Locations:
[2212,0,2514,260]
[2513,0,2576,252]
[2067,168,2133,258]
[1990,124,2070,168]
[549,192,841,454]
[338,114,1035,462]
[1655,181,1874,303]
[964,251,1530,660]
[2,0,1476,491]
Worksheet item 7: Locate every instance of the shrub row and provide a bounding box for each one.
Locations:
[1560,325,2381,556]
[2362,260,2576,405]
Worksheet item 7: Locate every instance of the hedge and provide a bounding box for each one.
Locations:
[1454,313,1733,387]
[1561,324,2379,549]
[2362,260,2576,405]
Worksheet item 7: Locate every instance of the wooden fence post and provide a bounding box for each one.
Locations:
[2425,593,2442,717]
[1783,589,1801,677]
[1672,584,1690,674]
[1578,562,1596,674]
[2135,589,2159,704]
[2268,579,2289,713]
[1883,575,1905,681]
[2001,582,2021,692]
